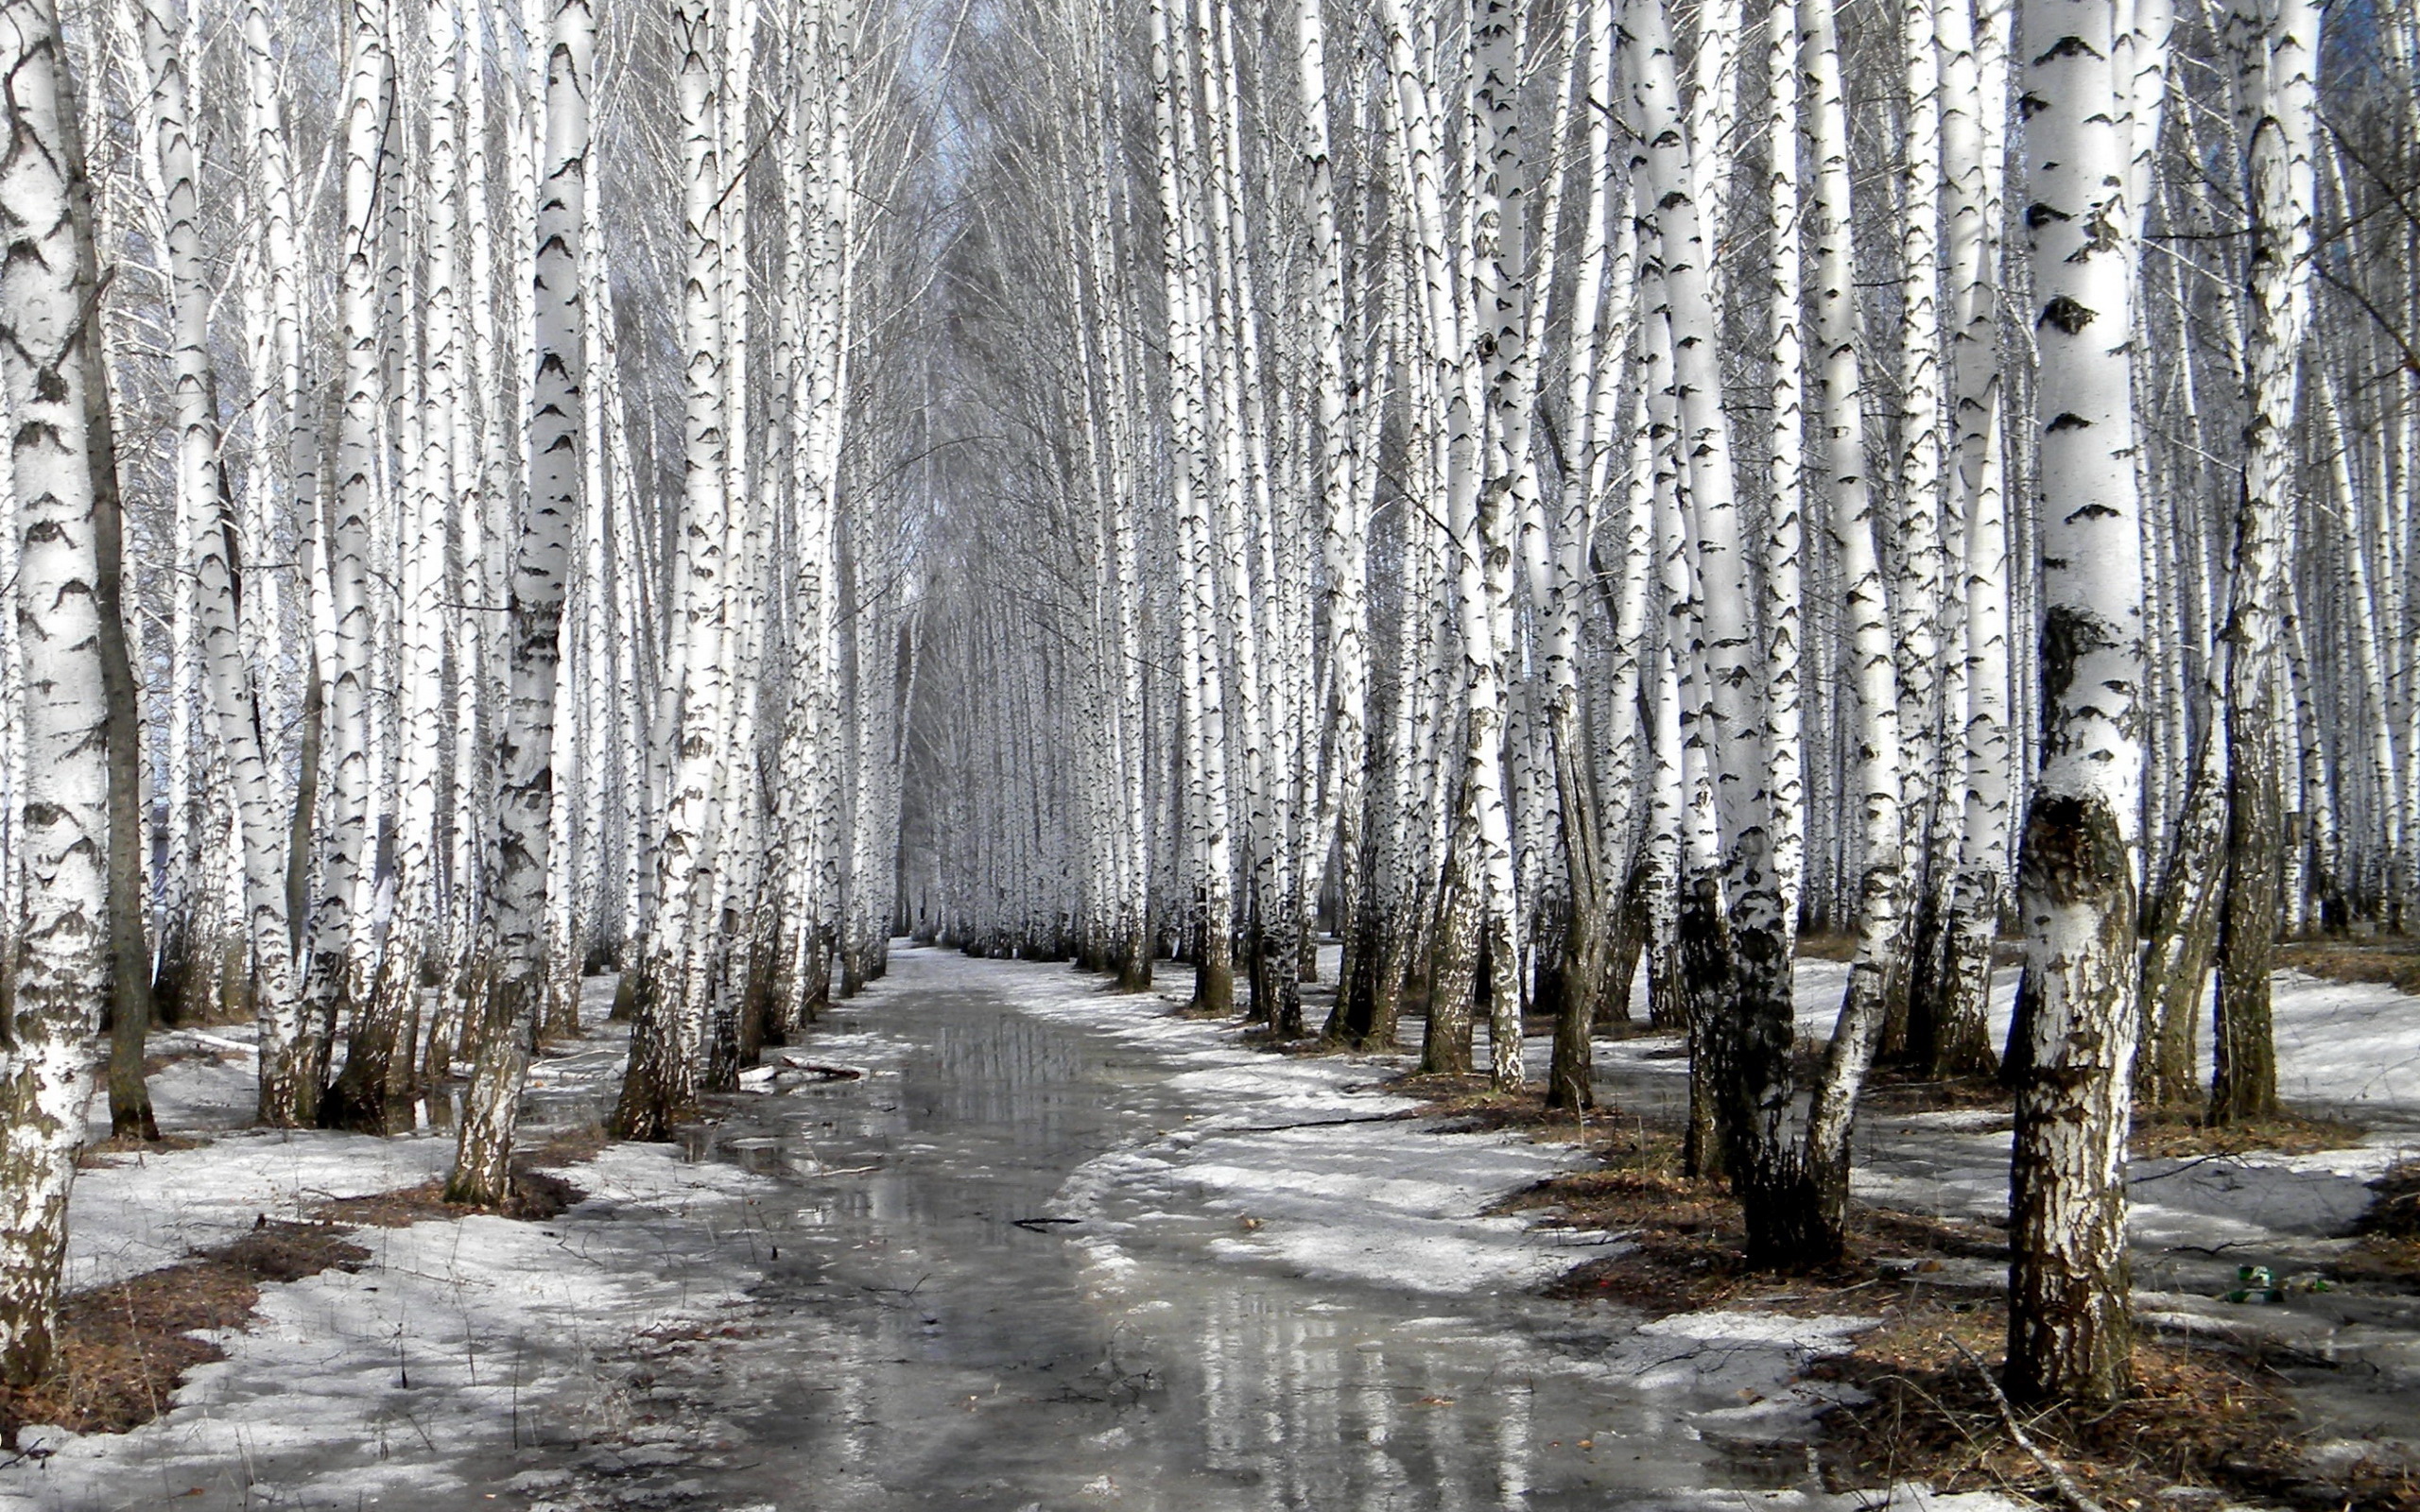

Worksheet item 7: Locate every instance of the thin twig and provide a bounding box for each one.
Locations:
[1945,1334,2114,1512]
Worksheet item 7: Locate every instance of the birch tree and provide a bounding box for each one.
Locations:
[0,0,119,1380]
[2006,0,2152,1404]
[131,0,302,1129]
[616,0,731,1139]
[2209,0,2318,1126]
[453,0,593,1203]
[303,0,393,1129]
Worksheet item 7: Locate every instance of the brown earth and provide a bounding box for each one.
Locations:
[310,1168,586,1228]
[1810,1301,2412,1511]
[0,1222,370,1452]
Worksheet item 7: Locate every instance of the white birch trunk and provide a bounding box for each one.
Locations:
[453,0,591,1202]
[1631,0,1793,1216]
[302,0,393,1122]
[0,0,114,1380]
[2209,0,2318,1125]
[615,0,730,1138]
[2006,0,2151,1405]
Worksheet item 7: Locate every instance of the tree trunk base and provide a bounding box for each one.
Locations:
[1740,1152,1851,1269]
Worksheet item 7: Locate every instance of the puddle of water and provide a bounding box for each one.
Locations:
[545,967,1759,1511]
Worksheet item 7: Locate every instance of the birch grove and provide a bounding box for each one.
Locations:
[0,0,2414,1418]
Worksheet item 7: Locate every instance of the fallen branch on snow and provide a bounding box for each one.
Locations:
[774,1057,867,1080]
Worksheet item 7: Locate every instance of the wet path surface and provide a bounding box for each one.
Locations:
[13,950,2412,1510]
[474,947,2420,1510]
[537,950,1754,1511]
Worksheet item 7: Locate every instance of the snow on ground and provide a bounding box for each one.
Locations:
[3,1142,774,1511]
[2271,970,2420,1113]
[10,946,2418,1505]
[925,950,1607,1297]
[3,982,779,1512]
[66,1123,459,1290]
[1604,1309,1877,1395]
[1586,957,2420,1242]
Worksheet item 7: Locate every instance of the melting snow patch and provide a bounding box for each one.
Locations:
[0,1141,772,1511]
[1605,1310,1875,1397]
[65,1125,459,1289]
[1890,1109,2014,1133]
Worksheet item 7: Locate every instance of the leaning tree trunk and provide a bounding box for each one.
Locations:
[2005,0,2152,1406]
[135,0,302,1134]
[2210,0,2317,1127]
[614,0,729,1141]
[303,0,390,1128]
[0,0,119,1381]
[2135,705,2226,1108]
[451,0,593,1205]
[1741,0,1908,1265]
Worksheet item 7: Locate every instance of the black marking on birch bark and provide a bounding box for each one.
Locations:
[2031,34,2102,63]
[2080,204,2124,254]
[2018,794,2130,907]
[2037,606,2117,723]
[2039,295,2095,334]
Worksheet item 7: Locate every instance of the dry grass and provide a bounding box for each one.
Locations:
[0,1222,369,1452]
[1859,1070,2014,1116]
[2332,1161,2420,1288]
[311,1169,585,1228]
[1389,1079,1689,1157]
[2360,1160,2420,1240]
[1397,1074,1564,1120]
[309,1122,605,1228]
[74,1134,209,1170]
[1519,1164,2008,1317]
[521,1120,613,1169]
[1237,1024,1360,1057]
[2334,1235,2420,1290]
[1813,1301,2415,1512]
[2275,939,2420,996]
[2130,1108,2368,1160]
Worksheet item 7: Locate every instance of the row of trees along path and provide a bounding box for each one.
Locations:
[0,0,2394,1417]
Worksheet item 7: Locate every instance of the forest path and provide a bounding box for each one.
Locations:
[12,949,2410,1510]
[523,944,1847,1512]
